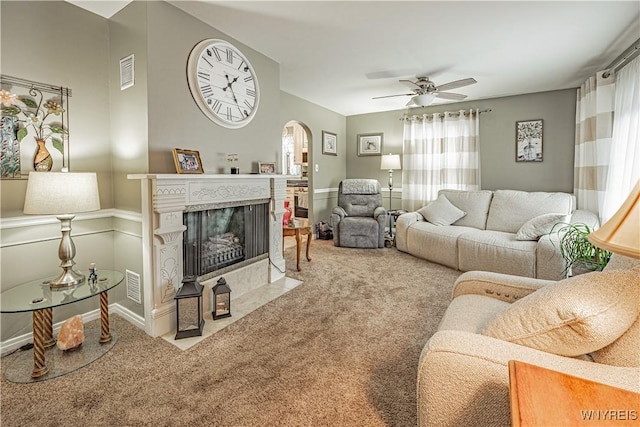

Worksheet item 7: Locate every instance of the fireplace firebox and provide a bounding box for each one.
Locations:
[183,201,270,279]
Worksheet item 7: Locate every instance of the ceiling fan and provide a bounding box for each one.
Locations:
[373,76,477,106]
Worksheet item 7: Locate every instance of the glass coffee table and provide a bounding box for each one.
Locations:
[283,219,312,271]
[1,270,124,383]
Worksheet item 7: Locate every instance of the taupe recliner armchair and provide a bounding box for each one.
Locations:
[330,179,386,248]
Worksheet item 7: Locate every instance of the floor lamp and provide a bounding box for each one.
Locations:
[380,153,401,236]
[23,172,101,288]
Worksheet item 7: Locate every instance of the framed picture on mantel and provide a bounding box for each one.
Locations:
[172,148,204,174]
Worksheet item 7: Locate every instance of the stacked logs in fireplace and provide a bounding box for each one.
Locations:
[183,202,269,277]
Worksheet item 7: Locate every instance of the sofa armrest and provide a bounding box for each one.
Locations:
[331,206,347,221]
[453,271,554,302]
[395,212,425,252]
[418,330,640,427]
[536,233,566,280]
[570,209,600,229]
[373,206,386,220]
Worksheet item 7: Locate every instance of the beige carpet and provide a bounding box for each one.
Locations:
[1,240,461,426]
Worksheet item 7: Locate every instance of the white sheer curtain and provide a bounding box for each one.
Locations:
[601,56,640,221]
[402,109,480,211]
[574,72,615,215]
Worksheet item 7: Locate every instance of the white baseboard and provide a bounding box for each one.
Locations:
[0,303,144,356]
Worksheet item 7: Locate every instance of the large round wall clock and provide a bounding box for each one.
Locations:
[187,39,260,129]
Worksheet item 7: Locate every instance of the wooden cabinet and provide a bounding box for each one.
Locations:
[293,125,308,165]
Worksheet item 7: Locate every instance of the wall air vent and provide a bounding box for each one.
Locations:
[119,54,134,90]
[126,269,141,304]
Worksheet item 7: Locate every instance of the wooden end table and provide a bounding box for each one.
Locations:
[283,219,312,271]
[508,360,640,426]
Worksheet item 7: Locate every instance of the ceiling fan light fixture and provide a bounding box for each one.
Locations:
[411,93,437,106]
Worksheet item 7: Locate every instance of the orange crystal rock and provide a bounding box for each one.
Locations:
[56,315,84,351]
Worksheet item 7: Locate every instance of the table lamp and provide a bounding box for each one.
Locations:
[380,153,401,210]
[588,179,640,259]
[23,172,101,288]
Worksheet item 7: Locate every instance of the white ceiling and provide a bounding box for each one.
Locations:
[70,1,639,117]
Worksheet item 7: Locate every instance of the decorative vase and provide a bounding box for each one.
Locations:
[283,200,293,226]
[33,139,53,172]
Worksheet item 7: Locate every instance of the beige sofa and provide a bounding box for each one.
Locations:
[396,189,599,280]
[417,255,640,426]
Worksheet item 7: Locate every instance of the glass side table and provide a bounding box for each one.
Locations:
[1,270,124,383]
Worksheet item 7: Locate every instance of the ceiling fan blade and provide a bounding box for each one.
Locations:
[435,92,468,101]
[399,79,422,89]
[372,93,413,99]
[435,78,477,92]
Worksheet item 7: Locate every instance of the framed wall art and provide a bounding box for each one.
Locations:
[357,132,383,156]
[516,119,543,162]
[172,148,204,174]
[322,130,337,156]
[0,74,71,177]
[258,161,276,174]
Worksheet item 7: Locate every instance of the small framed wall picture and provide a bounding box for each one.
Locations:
[258,161,276,174]
[357,132,383,156]
[516,119,543,162]
[322,130,337,156]
[172,148,204,174]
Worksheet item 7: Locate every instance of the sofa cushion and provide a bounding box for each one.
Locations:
[340,179,379,195]
[515,213,569,241]
[337,216,380,248]
[486,190,574,233]
[481,268,640,357]
[590,255,640,367]
[438,189,493,230]
[406,222,477,269]
[591,318,640,367]
[458,230,538,277]
[438,294,511,333]
[418,194,466,226]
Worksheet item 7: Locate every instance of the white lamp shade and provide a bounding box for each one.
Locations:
[24,172,101,215]
[381,154,401,170]
[411,93,437,106]
[588,180,640,259]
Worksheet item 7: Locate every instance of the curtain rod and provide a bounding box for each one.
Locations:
[602,38,640,78]
[400,109,492,121]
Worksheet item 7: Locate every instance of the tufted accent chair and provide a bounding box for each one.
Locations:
[331,179,386,248]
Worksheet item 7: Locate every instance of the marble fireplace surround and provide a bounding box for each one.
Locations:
[129,174,289,338]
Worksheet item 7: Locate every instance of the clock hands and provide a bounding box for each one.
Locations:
[223,74,248,119]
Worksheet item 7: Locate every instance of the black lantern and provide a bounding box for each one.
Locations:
[174,275,204,340]
[212,277,232,320]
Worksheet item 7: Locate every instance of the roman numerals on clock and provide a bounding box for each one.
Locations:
[188,39,260,129]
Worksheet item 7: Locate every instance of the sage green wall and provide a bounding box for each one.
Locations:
[145,2,281,175]
[0,1,140,343]
[346,89,577,205]
[109,0,150,213]
[280,92,347,223]
[0,0,113,216]
[107,3,149,318]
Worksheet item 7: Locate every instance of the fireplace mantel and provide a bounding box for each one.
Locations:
[129,173,288,337]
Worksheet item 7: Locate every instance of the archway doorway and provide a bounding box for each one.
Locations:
[282,120,312,225]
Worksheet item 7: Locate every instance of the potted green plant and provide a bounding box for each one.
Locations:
[552,223,612,276]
